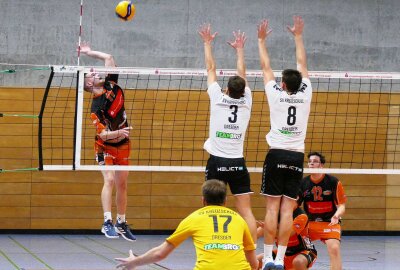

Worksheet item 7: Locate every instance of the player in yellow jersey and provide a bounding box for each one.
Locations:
[115,180,258,270]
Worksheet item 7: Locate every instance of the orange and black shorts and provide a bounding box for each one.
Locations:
[309,221,341,242]
[95,140,130,165]
[284,250,317,269]
[272,249,317,270]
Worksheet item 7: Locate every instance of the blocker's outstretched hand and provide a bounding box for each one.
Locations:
[227,30,247,49]
[257,19,272,41]
[198,23,218,44]
[287,15,304,36]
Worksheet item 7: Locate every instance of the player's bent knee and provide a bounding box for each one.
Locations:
[292,255,308,270]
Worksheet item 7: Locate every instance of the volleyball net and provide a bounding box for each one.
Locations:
[2,65,400,174]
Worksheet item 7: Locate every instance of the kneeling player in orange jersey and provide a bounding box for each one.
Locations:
[257,207,317,270]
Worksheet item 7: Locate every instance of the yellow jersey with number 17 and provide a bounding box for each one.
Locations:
[166,205,255,270]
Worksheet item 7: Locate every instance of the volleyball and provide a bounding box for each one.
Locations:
[115,1,136,21]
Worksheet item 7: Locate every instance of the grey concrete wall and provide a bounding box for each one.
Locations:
[0,0,399,86]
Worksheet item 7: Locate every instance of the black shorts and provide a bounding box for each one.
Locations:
[205,155,252,195]
[261,149,304,199]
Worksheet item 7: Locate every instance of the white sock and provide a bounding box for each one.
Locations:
[117,214,126,224]
[104,212,112,222]
[275,245,287,262]
[263,244,274,261]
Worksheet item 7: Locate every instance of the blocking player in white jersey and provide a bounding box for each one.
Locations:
[257,16,312,270]
[198,23,257,242]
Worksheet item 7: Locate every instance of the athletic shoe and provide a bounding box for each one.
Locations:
[115,221,137,242]
[274,259,284,270]
[101,220,119,239]
[262,258,275,270]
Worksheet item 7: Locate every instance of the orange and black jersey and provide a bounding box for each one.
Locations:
[299,174,347,222]
[91,74,128,140]
[286,207,316,256]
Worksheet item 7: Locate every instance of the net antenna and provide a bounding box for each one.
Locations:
[76,0,84,66]
[40,66,400,174]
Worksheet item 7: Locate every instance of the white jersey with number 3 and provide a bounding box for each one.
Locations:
[265,78,312,152]
[204,82,252,158]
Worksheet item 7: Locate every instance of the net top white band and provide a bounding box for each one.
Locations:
[42,165,400,175]
[52,65,400,80]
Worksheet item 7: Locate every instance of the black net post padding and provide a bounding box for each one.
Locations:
[38,67,55,171]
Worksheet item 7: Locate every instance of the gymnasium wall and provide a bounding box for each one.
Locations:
[1,0,400,87]
[0,87,399,232]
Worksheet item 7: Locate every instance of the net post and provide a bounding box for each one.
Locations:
[72,71,79,170]
[74,68,85,170]
[38,66,55,171]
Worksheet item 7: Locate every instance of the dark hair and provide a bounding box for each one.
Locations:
[282,69,302,94]
[202,179,227,205]
[227,75,246,99]
[307,151,326,164]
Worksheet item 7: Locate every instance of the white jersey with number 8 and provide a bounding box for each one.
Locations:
[265,78,312,152]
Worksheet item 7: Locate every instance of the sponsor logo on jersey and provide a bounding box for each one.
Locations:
[279,127,302,136]
[307,201,333,213]
[279,97,305,103]
[216,131,242,139]
[224,124,239,130]
[323,190,332,196]
[204,243,240,251]
[217,166,244,172]
[221,97,246,105]
[277,164,303,172]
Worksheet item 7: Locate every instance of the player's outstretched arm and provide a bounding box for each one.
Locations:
[78,41,116,67]
[115,242,175,270]
[257,19,274,85]
[227,30,248,86]
[198,23,218,86]
[287,16,308,78]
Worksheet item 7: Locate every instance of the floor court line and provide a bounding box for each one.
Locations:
[84,236,169,270]
[0,234,399,269]
[9,236,54,270]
